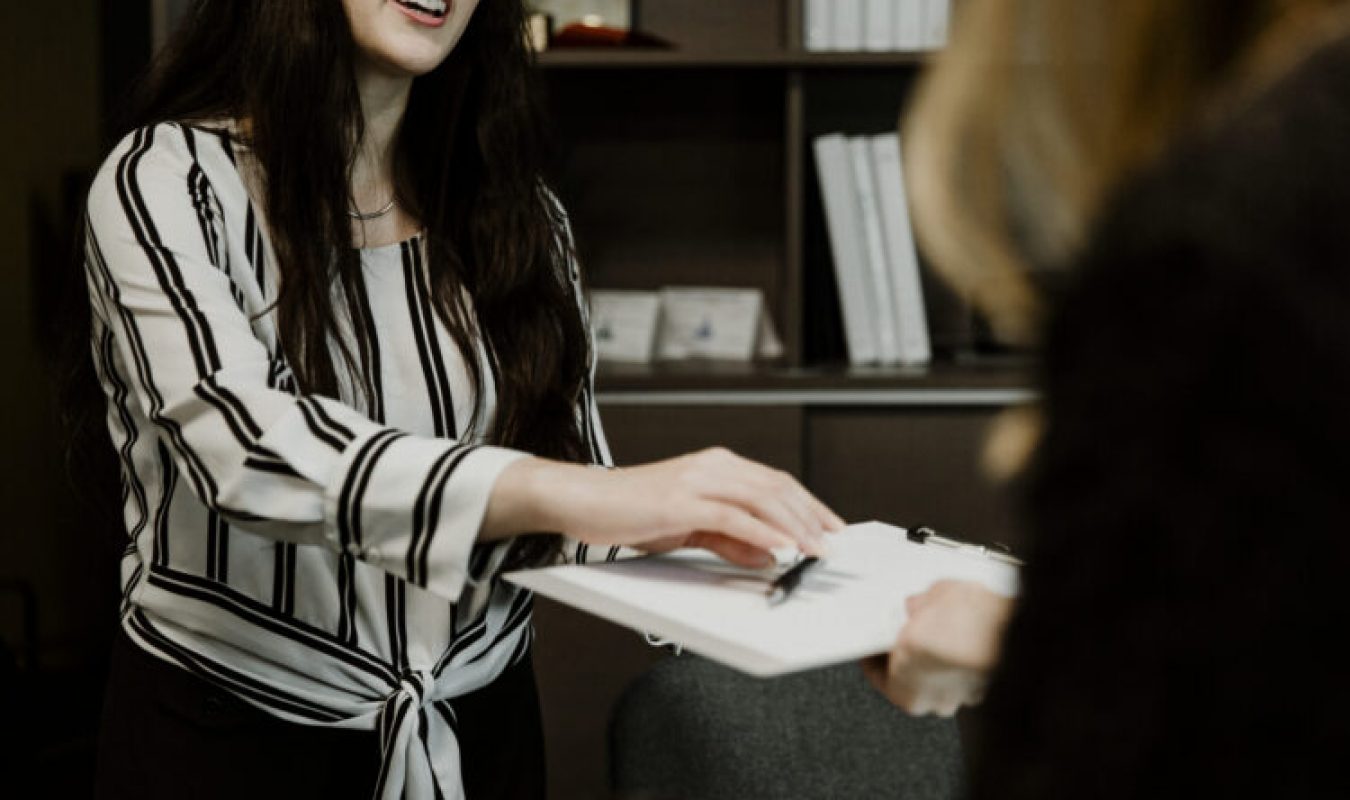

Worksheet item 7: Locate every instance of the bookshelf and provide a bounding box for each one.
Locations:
[597,359,1033,402]
[539,0,997,393]
[532,5,1027,798]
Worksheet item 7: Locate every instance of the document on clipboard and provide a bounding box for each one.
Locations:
[504,521,1020,677]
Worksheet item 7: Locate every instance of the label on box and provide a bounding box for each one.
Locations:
[656,288,764,361]
[590,290,661,364]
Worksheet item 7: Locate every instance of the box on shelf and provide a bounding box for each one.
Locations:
[590,290,661,364]
[590,287,783,365]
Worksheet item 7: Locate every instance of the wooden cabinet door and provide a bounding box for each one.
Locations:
[535,403,802,799]
[597,404,804,476]
[807,408,1022,548]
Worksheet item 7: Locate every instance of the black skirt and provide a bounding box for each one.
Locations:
[95,630,546,799]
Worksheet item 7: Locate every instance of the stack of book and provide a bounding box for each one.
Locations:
[814,132,932,367]
[804,0,950,52]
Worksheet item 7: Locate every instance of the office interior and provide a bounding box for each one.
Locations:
[3,2,1026,797]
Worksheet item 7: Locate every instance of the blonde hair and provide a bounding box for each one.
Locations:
[904,0,1350,344]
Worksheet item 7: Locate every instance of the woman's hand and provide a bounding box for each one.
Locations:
[485,448,845,567]
[861,580,1014,716]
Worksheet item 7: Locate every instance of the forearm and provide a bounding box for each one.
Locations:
[479,457,596,542]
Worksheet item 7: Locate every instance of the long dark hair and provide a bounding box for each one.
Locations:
[91,0,590,564]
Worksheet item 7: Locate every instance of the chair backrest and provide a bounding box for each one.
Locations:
[608,655,965,800]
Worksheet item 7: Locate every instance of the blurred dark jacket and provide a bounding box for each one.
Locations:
[972,30,1350,800]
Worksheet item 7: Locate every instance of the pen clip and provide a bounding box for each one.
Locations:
[765,554,820,607]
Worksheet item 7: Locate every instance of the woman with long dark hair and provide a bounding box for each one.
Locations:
[84,1,841,797]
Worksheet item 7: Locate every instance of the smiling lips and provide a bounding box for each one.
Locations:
[393,0,449,27]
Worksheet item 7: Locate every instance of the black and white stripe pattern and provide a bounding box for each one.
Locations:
[84,121,621,799]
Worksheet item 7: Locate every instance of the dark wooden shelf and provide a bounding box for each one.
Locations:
[536,48,931,70]
[597,357,1035,394]
[519,7,1016,799]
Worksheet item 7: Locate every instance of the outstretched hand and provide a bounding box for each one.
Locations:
[487,447,845,567]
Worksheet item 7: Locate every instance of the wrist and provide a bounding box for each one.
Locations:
[484,456,596,540]
[963,591,1015,670]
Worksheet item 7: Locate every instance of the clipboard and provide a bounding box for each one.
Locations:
[505,521,1020,677]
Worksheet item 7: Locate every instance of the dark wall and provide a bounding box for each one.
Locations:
[0,1,131,791]
[0,0,109,673]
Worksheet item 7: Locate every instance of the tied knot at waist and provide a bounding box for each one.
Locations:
[374,668,458,800]
[388,669,434,711]
[354,590,531,798]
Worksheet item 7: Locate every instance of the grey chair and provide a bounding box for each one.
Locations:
[608,654,965,800]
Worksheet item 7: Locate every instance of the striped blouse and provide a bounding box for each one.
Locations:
[84,121,620,799]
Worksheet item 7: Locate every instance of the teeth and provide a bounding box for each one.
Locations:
[397,0,447,16]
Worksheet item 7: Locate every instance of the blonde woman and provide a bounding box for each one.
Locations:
[865,0,1350,795]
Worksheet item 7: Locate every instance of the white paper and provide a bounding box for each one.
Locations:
[507,522,1019,677]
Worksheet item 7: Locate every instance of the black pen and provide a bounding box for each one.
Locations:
[766,556,820,607]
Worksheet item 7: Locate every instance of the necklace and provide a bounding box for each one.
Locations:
[348,197,397,221]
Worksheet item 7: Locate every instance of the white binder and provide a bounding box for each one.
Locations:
[814,133,881,365]
[507,522,1020,678]
[870,132,932,364]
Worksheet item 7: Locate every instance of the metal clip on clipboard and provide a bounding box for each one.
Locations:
[906,525,1025,567]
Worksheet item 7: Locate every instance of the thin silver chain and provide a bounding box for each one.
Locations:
[348,197,397,221]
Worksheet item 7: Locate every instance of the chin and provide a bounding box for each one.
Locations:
[346,0,480,77]
[368,35,460,76]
